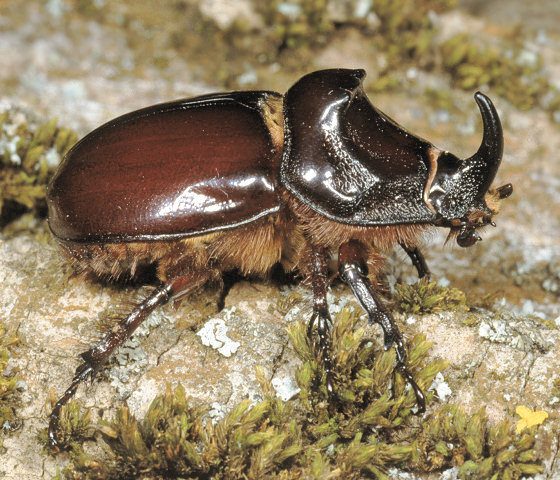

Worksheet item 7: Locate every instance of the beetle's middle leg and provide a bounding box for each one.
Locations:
[399,242,431,279]
[339,240,426,412]
[305,247,335,393]
[48,270,209,448]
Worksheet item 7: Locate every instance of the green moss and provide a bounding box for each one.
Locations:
[58,1,560,118]
[38,400,95,455]
[0,107,78,230]
[371,0,456,60]
[73,0,107,20]
[411,406,543,478]
[339,0,451,94]
[0,321,21,446]
[258,0,334,52]
[289,309,446,433]
[394,278,469,315]
[55,1,560,118]
[461,314,481,327]
[54,306,544,478]
[254,1,560,116]
[60,383,302,479]
[423,87,460,112]
[441,33,558,113]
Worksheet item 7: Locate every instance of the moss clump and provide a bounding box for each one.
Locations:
[441,33,559,112]
[357,0,457,93]
[61,383,302,479]
[288,309,447,478]
[0,107,78,229]
[54,307,544,479]
[370,0,456,62]
[290,309,445,434]
[394,278,469,315]
[181,0,459,89]
[412,406,543,478]
[0,321,21,446]
[258,0,334,52]
[38,399,95,454]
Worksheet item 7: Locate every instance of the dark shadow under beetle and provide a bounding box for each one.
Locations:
[45,69,512,448]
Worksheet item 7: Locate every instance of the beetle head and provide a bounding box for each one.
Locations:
[428,92,513,247]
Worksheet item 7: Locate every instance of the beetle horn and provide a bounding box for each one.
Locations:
[465,92,504,198]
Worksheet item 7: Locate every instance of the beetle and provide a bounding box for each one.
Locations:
[46,69,512,447]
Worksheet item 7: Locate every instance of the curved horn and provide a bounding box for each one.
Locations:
[466,92,504,197]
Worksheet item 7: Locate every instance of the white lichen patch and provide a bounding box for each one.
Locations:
[199,0,263,30]
[109,345,149,397]
[208,401,228,422]
[126,378,160,418]
[271,374,300,401]
[327,290,356,316]
[429,372,453,401]
[282,302,305,323]
[478,319,507,341]
[114,338,148,368]
[227,370,261,406]
[439,467,459,480]
[478,312,553,353]
[388,467,421,479]
[197,307,240,357]
[0,133,21,165]
[44,146,62,169]
[406,315,417,325]
[107,309,172,396]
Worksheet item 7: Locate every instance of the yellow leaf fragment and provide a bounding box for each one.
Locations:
[515,406,548,433]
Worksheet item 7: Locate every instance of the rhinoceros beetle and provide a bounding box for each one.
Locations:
[46,69,512,447]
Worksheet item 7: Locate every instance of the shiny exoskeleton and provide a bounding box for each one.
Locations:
[46,69,512,447]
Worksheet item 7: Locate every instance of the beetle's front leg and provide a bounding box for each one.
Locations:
[339,240,426,412]
[399,242,431,279]
[48,271,208,448]
[305,247,335,393]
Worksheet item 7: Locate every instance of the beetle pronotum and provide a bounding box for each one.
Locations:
[46,69,512,447]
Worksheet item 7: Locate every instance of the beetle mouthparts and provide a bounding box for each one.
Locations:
[456,226,481,248]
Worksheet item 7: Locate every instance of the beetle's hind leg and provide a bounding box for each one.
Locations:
[48,271,208,449]
[305,247,335,394]
[399,242,431,279]
[339,240,426,413]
